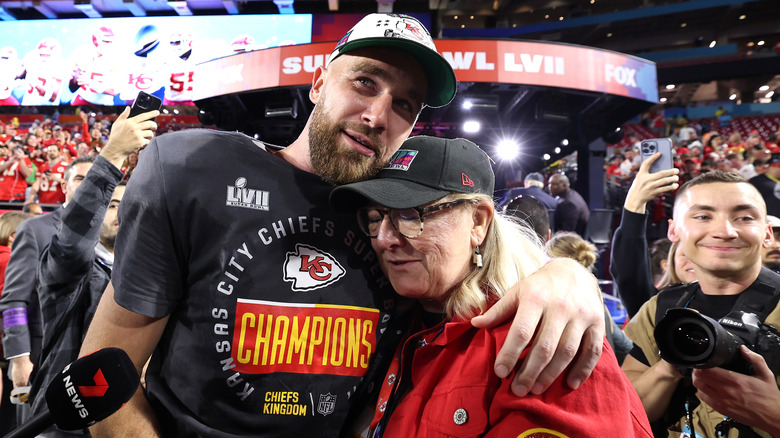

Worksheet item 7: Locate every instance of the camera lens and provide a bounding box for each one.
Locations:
[672,323,710,356]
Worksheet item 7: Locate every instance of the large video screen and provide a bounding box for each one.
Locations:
[0,14,312,106]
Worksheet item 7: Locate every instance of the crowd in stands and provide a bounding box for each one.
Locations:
[0,110,188,208]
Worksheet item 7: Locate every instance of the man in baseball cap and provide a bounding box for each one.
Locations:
[78,13,605,438]
[327,14,456,108]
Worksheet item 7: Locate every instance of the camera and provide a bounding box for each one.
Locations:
[655,308,780,375]
[641,141,657,155]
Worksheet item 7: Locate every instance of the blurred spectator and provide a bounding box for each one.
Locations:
[120,151,139,180]
[654,240,696,290]
[0,212,29,293]
[728,131,745,151]
[21,203,42,217]
[498,172,559,211]
[0,138,32,202]
[768,133,779,151]
[678,124,697,142]
[715,158,734,172]
[753,157,770,176]
[620,147,641,177]
[28,145,67,205]
[727,151,757,179]
[549,173,590,236]
[763,215,780,273]
[504,195,552,243]
[688,141,703,161]
[669,126,681,146]
[649,238,673,286]
[749,153,780,218]
[76,141,91,158]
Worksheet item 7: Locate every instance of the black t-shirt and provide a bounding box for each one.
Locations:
[113,130,397,437]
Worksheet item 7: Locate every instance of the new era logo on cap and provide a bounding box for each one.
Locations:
[462,173,475,187]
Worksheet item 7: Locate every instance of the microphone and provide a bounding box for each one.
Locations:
[4,347,140,438]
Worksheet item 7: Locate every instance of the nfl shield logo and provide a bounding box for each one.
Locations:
[317,393,336,416]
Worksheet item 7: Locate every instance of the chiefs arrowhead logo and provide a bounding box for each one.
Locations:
[284,244,346,292]
[78,369,109,397]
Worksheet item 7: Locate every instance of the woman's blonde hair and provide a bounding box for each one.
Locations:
[443,193,549,320]
[546,231,598,270]
[0,211,30,247]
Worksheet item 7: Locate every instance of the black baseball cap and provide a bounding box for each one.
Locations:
[330,136,494,211]
[327,14,456,108]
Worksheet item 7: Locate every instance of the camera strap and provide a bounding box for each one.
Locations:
[729,268,780,322]
[659,268,780,325]
[715,417,764,438]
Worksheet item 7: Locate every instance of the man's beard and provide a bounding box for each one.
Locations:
[308,99,387,186]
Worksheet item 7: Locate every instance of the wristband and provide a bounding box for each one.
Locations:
[2,307,27,328]
[10,386,31,405]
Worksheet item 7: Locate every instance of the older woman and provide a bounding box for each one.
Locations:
[331,136,651,438]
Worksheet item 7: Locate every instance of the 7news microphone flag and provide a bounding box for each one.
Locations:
[4,347,140,438]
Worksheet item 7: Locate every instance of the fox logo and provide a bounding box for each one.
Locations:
[284,244,346,291]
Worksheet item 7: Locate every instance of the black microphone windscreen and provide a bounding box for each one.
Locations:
[44,348,140,430]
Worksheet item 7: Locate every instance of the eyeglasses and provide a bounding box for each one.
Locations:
[357,199,469,239]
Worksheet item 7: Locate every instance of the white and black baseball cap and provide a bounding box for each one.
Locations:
[327,13,457,108]
[330,136,494,210]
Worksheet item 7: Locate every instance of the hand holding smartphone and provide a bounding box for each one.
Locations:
[129,91,162,118]
[640,138,674,174]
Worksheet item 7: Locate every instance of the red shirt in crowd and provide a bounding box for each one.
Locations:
[0,156,32,201]
[37,160,68,204]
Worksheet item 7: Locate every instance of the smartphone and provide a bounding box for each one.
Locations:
[129,91,162,118]
[640,138,674,174]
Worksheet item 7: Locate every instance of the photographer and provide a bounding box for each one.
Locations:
[621,170,780,438]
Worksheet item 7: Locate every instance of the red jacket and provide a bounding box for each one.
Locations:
[379,316,653,438]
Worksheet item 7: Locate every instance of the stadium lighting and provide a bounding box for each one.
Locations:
[462,100,473,110]
[759,85,770,91]
[561,139,569,146]
[665,84,675,90]
[660,97,668,103]
[554,147,561,154]
[543,153,551,161]
[767,91,775,98]
[496,139,520,161]
[709,40,716,48]
[463,120,480,133]
[729,94,737,100]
